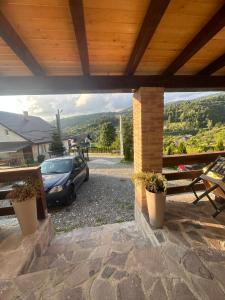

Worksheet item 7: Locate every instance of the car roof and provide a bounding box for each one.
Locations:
[44,156,81,162]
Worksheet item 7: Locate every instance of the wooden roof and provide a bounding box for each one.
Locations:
[0,0,225,94]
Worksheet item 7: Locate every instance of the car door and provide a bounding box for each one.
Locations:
[72,158,82,188]
[76,156,87,181]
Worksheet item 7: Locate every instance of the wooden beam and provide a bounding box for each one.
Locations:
[0,206,14,216]
[0,75,224,95]
[0,11,44,76]
[167,183,205,195]
[164,170,202,181]
[163,151,225,167]
[197,53,225,75]
[69,0,89,75]
[125,0,170,75]
[163,3,225,75]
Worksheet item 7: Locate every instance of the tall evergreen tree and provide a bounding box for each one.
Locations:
[49,131,65,156]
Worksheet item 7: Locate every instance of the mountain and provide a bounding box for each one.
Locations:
[54,93,225,141]
[164,93,225,127]
[54,107,132,139]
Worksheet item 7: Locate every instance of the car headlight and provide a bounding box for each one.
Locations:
[49,185,63,194]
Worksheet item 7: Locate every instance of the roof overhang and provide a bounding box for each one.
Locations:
[0,75,225,95]
[0,1,225,94]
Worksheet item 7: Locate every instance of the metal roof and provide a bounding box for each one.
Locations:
[0,111,54,144]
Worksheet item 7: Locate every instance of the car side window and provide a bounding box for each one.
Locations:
[77,157,85,167]
[74,158,81,168]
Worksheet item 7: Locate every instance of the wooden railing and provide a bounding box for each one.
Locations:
[163,151,225,195]
[0,166,47,219]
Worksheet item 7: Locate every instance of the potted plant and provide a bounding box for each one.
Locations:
[133,172,167,228]
[7,178,40,235]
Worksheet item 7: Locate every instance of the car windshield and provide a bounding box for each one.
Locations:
[41,159,72,174]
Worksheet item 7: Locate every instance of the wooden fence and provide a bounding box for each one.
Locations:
[163,151,225,195]
[0,166,47,219]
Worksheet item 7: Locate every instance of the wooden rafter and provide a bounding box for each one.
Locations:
[0,75,224,95]
[125,0,170,75]
[69,0,89,75]
[197,53,225,75]
[163,3,225,75]
[0,11,44,76]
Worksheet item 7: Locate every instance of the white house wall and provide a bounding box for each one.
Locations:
[0,124,26,142]
[32,143,51,161]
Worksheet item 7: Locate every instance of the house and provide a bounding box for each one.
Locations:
[68,134,92,149]
[0,111,62,164]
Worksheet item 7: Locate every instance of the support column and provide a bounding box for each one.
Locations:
[133,87,164,213]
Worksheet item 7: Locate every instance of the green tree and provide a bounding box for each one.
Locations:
[111,134,120,149]
[177,141,187,154]
[98,122,116,147]
[215,138,224,151]
[123,118,133,161]
[49,131,65,156]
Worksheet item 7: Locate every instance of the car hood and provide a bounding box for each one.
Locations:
[42,173,70,191]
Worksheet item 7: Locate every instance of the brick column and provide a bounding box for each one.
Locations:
[133,87,164,213]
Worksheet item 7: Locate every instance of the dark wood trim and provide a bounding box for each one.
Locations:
[0,75,224,95]
[167,183,205,195]
[163,4,225,75]
[0,11,44,76]
[0,206,14,216]
[163,151,225,167]
[69,0,89,75]
[197,53,225,75]
[125,0,170,75]
[164,170,202,181]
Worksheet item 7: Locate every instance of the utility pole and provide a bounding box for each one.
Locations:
[56,109,62,141]
[119,115,124,157]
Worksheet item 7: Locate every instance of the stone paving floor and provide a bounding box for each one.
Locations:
[1,194,225,299]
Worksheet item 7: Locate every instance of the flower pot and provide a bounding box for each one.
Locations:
[146,190,166,229]
[12,196,38,235]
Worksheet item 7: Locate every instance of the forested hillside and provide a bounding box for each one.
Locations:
[57,93,225,155]
[164,93,225,154]
[164,93,225,129]
[56,108,132,139]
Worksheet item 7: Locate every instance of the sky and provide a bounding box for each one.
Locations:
[0,91,221,121]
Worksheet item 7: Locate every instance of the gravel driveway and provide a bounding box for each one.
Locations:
[49,157,134,232]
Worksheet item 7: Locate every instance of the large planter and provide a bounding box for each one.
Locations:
[146,190,166,229]
[12,196,38,235]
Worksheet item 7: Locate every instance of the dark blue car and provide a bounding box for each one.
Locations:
[41,156,89,206]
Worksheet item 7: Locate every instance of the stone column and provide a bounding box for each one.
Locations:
[133,87,164,213]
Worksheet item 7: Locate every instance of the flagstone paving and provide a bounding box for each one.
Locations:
[1,195,225,299]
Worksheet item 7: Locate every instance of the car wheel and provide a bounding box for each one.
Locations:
[84,168,89,182]
[64,186,76,206]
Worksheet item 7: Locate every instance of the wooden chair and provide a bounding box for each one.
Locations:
[189,156,225,217]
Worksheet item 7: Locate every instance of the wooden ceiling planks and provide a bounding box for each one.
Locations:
[0,38,31,76]
[177,27,225,75]
[0,0,82,76]
[0,0,224,79]
[136,0,225,75]
[83,0,149,75]
[125,0,170,75]
[197,53,225,75]
[162,2,225,75]
[0,10,44,75]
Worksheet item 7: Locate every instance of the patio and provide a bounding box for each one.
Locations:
[1,193,225,299]
[0,0,225,299]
